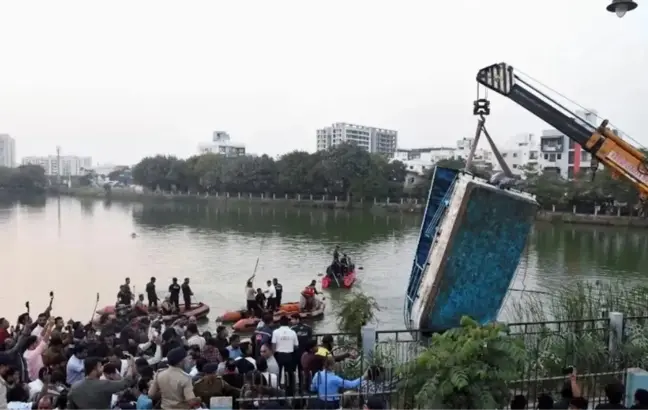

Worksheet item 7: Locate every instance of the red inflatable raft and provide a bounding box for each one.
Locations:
[322,266,356,289]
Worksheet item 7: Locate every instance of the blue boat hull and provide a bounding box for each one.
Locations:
[405,168,538,332]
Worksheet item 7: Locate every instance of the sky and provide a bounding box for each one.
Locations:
[0,0,647,166]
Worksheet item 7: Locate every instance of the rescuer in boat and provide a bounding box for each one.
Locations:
[301,280,319,311]
[168,277,181,310]
[160,296,175,315]
[340,254,349,275]
[181,277,193,310]
[333,245,340,262]
[245,274,257,315]
[146,277,158,309]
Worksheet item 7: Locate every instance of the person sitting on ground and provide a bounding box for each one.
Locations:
[160,297,173,315]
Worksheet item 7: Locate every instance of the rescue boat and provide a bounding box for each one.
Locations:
[231,299,326,332]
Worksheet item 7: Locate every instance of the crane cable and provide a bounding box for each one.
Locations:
[514,67,648,177]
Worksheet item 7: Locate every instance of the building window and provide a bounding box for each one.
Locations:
[512,153,518,158]
[544,154,549,160]
[512,164,518,169]
[502,153,508,157]
[557,154,562,160]
[568,151,574,164]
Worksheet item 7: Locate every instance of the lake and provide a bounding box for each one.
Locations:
[1,196,646,332]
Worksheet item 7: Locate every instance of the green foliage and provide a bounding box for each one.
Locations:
[334,291,380,335]
[398,317,526,409]
[0,165,47,193]
[506,280,648,378]
[131,144,409,199]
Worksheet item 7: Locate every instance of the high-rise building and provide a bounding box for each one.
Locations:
[197,131,246,157]
[0,134,16,168]
[22,155,92,176]
[316,123,398,156]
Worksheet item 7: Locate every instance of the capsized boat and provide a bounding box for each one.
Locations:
[322,264,356,289]
[232,298,326,332]
[404,168,537,332]
[218,301,302,323]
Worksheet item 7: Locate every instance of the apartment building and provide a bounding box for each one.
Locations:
[539,110,595,179]
[316,123,398,156]
[0,134,16,168]
[22,155,92,176]
[198,131,246,157]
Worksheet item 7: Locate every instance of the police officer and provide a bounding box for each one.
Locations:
[168,278,181,311]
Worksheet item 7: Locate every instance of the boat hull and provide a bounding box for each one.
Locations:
[406,168,537,332]
[322,267,356,289]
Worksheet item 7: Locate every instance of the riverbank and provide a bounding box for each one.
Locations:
[57,186,647,227]
[56,186,425,212]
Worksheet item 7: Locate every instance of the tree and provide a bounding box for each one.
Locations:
[335,291,380,335]
[399,317,526,409]
[129,144,408,199]
[0,165,47,193]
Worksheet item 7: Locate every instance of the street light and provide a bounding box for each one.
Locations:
[606,0,638,18]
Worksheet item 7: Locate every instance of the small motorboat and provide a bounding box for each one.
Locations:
[232,299,326,332]
[322,264,356,289]
[218,302,301,323]
[96,302,210,322]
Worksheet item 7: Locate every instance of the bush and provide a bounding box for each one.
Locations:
[398,317,526,409]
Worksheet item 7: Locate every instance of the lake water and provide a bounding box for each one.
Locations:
[1,196,646,332]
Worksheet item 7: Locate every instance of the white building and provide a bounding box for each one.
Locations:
[316,123,397,156]
[0,134,16,168]
[498,133,540,177]
[22,155,92,176]
[198,131,246,157]
[538,109,595,179]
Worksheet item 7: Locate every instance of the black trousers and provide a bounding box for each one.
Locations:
[275,351,296,395]
[147,294,158,308]
[183,295,191,310]
[267,297,277,311]
[276,293,282,308]
[170,294,179,310]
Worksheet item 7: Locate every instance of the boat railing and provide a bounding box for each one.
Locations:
[404,175,458,325]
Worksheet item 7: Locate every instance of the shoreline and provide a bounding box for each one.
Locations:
[55,187,646,227]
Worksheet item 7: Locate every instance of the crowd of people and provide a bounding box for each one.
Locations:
[0,281,388,410]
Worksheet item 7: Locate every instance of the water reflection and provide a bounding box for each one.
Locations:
[132,203,420,244]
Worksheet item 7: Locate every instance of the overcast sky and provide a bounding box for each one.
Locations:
[1,0,646,165]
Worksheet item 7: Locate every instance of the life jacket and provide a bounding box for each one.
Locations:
[302,287,315,298]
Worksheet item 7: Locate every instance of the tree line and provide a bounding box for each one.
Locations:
[131,143,410,199]
[122,144,648,209]
[3,142,644,210]
[0,165,48,193]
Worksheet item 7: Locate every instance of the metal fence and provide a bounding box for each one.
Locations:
[292,314,648,408]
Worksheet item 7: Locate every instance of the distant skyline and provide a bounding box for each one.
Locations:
[1,0,646,165]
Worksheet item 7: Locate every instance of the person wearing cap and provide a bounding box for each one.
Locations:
[148,347,200,409]
[193,362,239,405]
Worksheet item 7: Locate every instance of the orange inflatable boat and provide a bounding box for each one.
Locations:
[232,299,325,332]
[218,301,301,323]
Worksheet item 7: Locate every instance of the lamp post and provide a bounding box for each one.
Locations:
[606,0,638,17]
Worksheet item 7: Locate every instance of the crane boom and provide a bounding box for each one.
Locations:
[476,63,648,197]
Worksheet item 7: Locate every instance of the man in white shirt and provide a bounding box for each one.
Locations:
[271,316,299,394]
[264,280,277,311]
[186,324,205,350]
